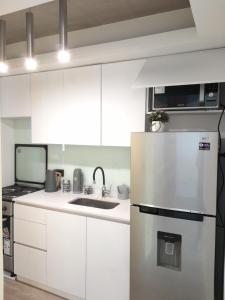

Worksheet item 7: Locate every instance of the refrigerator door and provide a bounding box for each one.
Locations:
[131,132,218,215]
[130,206,216,300]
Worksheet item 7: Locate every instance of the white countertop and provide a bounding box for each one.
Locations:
[14,190,130,224]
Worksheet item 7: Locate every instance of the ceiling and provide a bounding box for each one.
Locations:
[3,0,191,45]
[0,0,53,16]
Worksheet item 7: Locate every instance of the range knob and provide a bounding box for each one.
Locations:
[2,206,7,212]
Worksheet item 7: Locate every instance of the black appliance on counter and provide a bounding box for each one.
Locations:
[2,144,48,276]
[147,83,225,111]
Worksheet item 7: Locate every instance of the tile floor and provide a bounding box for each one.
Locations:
[4,278,65,300]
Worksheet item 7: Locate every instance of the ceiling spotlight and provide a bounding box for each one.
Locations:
[25,11,37,71]
[25,57,38,71]
[57,49,70,63]
[0,62,8,73]
[58,0,70,63]
[0,19,8,74]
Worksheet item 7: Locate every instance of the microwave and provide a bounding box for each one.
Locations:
[147,83,225,111]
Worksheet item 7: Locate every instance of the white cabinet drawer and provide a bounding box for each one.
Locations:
[14,219,46,250]
[14,243,46,285]
[14,204,47,224]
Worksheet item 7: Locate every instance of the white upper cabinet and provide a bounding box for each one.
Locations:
[102,60,146,147]
[31,65,101,145]
[0,74,31,118]
[63,65,101,145]
[31,70,64,144]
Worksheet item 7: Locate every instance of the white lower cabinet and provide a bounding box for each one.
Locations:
[14,205,130,300]
[46,211,86,299]
[14,243,46,285]
[14,219,47,250]
[86,218,130,300]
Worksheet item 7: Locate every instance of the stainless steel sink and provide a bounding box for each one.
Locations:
[69,198,119,209]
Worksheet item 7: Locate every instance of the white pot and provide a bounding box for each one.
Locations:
[151,121,165,132]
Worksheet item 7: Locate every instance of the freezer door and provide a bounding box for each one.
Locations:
[130,206,216,300]
[131,132,218,215]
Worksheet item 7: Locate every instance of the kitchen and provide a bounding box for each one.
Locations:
[1,0,225,300]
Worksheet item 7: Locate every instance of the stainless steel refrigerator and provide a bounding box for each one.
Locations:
[130,132,224,300]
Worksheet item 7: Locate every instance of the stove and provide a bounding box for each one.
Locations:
[2,184,43,276]
[3,184,43,202]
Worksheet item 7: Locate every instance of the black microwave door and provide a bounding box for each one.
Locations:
[153,85,200,109]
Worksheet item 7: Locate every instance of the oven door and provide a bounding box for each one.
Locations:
[3,215,14,273]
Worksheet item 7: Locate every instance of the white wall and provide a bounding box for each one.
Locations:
[1,119,15,187]
[166,112,223,133]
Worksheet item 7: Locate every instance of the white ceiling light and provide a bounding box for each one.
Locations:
[25,11,38,71]
[58,0,70,63]
[0,19,8,74]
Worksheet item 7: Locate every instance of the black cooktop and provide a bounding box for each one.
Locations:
[2,184,43,202]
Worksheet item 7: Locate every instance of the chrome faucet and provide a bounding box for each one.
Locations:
[93,166,111,197]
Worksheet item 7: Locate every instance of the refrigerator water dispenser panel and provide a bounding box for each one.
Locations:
[157,231,181,271]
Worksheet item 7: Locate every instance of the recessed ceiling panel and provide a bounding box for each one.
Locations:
[3,0,191,44]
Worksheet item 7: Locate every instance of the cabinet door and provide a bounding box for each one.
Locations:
[86,218,130,300]
[63,65,101,145]
[0,74,31,117]
[31,70,64,144]
[102,60,146,146]
[47,211,86,298]
[14,243,46,284]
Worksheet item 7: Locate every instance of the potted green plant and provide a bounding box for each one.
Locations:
[148,111,169,132]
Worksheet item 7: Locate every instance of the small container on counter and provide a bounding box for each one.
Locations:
[62,179,71,193]
[117,184,129,200]
[83,185,94,195]
[73,169,84,194]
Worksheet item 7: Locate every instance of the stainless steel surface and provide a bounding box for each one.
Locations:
[102,185,111,198]
[130,206,215,300]
[26,12,34,58]
[4,254,14,273]
[131,132,218,215]
[69,198,119,209]
[59,0,68,50]
[2,201,13,217]
[0,19,6,62]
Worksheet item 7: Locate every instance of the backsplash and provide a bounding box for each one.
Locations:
[1,118,130,194]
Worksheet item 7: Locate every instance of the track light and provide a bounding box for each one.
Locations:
[0,19,8,74]
[58,49,70,63]
[25,11,37,71]
[25,57,37,71]
[58,0,70,63]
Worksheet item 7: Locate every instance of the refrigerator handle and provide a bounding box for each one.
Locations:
[134,205,207,222]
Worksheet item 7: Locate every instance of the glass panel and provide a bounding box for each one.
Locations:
[154,84,200,108]
[16,146,46,183]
